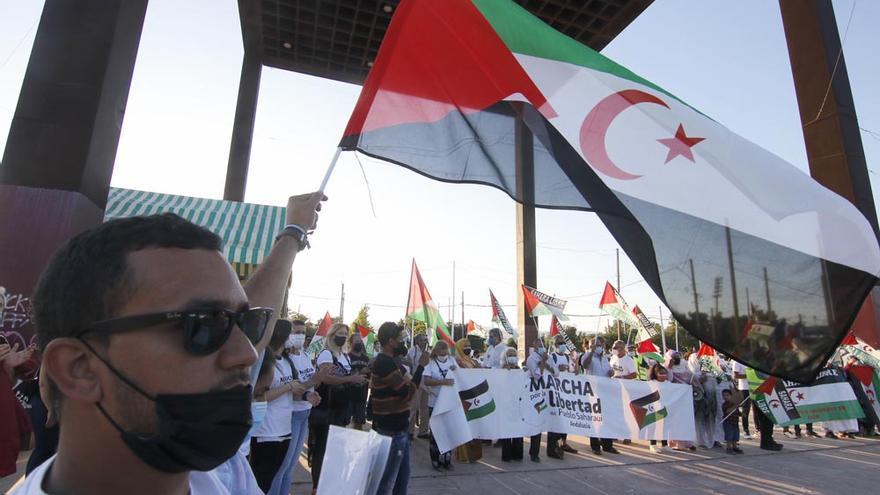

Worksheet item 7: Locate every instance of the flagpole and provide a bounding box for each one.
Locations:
[319,147,343,192]
[451,260,456,341]
[616,249,621,341]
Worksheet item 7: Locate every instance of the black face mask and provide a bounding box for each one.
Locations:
[352,343,365,354]
[673,357,682,365]
[333,335,347,347]
[82,340,252,473]
[394,341,408,356]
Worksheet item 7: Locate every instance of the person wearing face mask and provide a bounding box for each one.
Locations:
[548,336,577,458]
[347,332,371,431]
[371,322,431,494]
[483,328,509,369]
[453,338,484,463]
[249,320,322,494]
[406,333,431,439]
[309,323,367,491]
[17,193,325,495]
[525,338,551,462]
[261,319,327,495]
[422,341,457,470]
[580,337,618,455]
[499,347,527,462]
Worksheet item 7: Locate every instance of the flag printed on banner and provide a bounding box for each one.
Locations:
[356,324,378,358]
[307,312,334,359]
[750,367,865,426]
[629,390,668,429]
[600,282,642,330]
[459,379,496,421]
[522,285,568,320]
[489,290,516,337]
[406,260,455,347]
[847,365,880,426]
[338,0,880,382]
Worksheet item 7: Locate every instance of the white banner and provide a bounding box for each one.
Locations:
[430,369,695,453]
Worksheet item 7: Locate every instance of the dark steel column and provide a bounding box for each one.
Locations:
[0,0,147,347]
[224,0,264,202]
[779,0,880,346]
[514,103,538,359]
[1,0,148,208]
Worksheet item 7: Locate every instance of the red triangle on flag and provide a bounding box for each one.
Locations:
[406,260,434,316]
[315,312,333,337]
[637,339,659,354]
[466,320,476,334]
[521,284,542,316]
[599,281,618,307]
[755,376,778,395]
[848,365,875,386]
[841,332,858,346]
[550,316,561,337]
[356,324,373,339]
[697,342,715,357]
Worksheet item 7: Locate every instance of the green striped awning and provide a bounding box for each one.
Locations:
[105,187,287,265]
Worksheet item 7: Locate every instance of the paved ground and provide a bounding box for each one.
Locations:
[4,430,879,493]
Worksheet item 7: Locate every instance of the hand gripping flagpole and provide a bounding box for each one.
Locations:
[319,147,343,193]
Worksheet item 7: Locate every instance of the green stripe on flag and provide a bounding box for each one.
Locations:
[465,399,496,421]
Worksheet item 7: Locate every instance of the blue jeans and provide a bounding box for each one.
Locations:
[376,429,411,495]
[268,409,311,495]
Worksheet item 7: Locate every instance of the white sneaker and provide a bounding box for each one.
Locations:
[649,445,658,453]
[743,433,753,440]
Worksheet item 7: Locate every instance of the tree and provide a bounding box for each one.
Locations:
[351,305,373,331]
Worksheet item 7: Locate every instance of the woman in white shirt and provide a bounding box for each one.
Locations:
[265,320,326,495]
[308,323,367,491]
[422,341,456,470]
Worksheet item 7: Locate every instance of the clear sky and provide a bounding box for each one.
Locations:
[1,0,878,335]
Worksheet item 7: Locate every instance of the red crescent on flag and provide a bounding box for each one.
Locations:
[579,89,669,180]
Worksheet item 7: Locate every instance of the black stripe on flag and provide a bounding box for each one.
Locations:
[630,390,661,408]
[459,379,490,401]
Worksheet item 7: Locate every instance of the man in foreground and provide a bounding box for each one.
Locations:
[15,192,325,495]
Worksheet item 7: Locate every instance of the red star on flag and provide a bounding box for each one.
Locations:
[657,124,705,163]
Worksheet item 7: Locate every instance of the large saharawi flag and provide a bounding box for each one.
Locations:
[339,0,880,381]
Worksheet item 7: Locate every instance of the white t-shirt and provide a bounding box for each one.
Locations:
[13,454,233,495]
[609,353,636,378]
[581,351,612,377]
[423,357,457,407]
[526,352,545,379]
[290,351,316,412]
[484,343,508,369]
[731,360,749,390]
[550,353,571,374]
[253,357,295,441]
[317,349,352,374]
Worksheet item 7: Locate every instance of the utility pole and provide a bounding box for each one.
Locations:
[763,267,772,318]
[339,282,345,321]
[616,248,621,341]
[461,291,465,340]
[659,305,667,353]
[725,226,741,333]
[689,258,701,333]
[674,318,679,351]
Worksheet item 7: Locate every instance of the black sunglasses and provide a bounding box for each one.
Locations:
[74,307,273,355]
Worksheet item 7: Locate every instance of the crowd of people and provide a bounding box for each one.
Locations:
[2,191,879,495]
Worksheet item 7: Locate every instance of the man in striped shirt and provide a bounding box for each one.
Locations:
[370,322,430,495]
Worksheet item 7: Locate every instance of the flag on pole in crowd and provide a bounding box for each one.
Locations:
[406,260,455,347]
[307,312,334,358]
[356,324,378,358]
[337,0,880,381]
[549,316,561,337]
[522,284,568,320]
[847,365,880,426]
[600,282,642,330]
[549,315,577,354]
[632,305,658,340]
[489,290,516,337]
[632,310,663,379]
[695,342,722,374]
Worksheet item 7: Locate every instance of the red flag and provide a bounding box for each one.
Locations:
[599,281,618,307]
[316,312,333,337]
[550,316,562,337]
[849,364,876,386]
[405,259,452,346]
[697,342,716,357]
[637,339,659,354]
[755,376,778,395]
[356,324,373,339]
